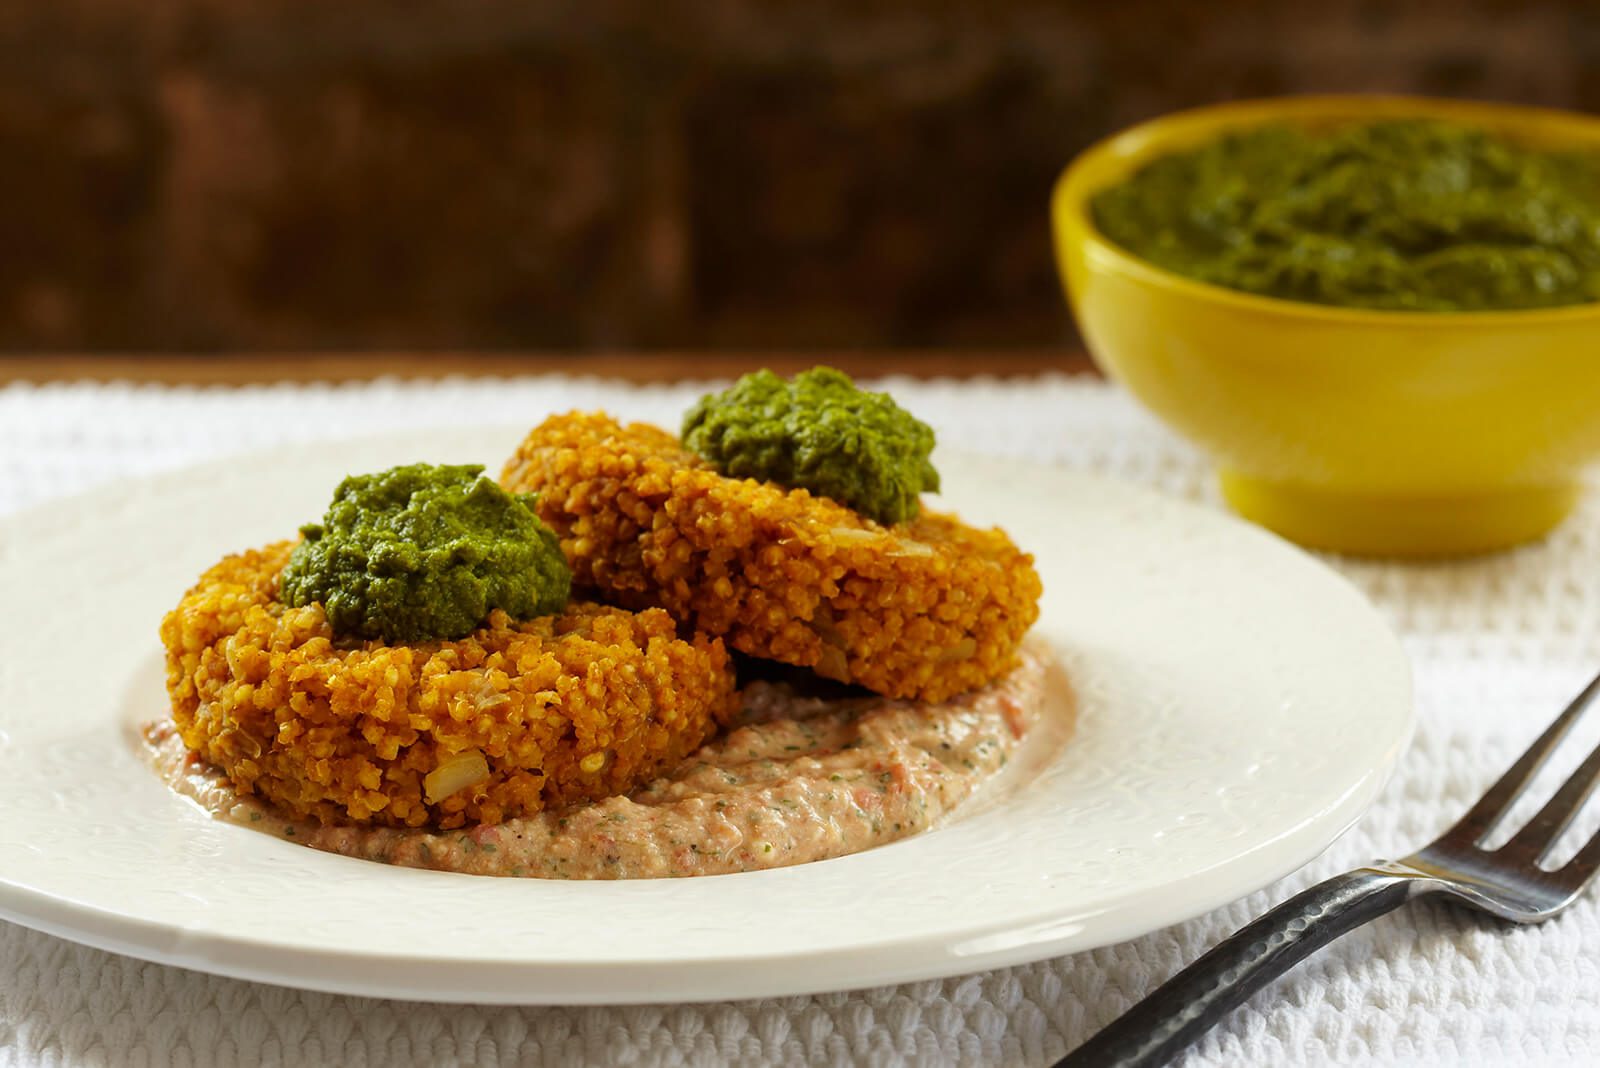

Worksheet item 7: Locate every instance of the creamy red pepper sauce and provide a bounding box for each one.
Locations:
[145,643,1064,879]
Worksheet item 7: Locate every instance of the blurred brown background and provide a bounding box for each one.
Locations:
[4,0,1598,355]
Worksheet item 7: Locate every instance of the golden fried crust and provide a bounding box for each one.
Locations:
[160,541,738,829]
[501,412,1043,703]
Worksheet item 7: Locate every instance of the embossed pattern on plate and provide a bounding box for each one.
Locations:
[0,428,1412,1004]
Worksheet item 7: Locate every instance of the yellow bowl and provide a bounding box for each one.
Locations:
[1051,95,1600,556]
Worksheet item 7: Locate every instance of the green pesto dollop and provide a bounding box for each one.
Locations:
[681,366,939,525]
[1091,119,1600,311]
[279,462,571,643]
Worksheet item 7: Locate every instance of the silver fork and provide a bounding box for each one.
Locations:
[1057,672,1600,1068]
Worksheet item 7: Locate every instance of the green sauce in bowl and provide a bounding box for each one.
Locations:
[1090,118,1600,312]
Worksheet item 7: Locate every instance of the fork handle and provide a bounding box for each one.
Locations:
[1055,868,1424,1067]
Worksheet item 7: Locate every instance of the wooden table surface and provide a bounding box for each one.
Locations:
[0,350,1095,385]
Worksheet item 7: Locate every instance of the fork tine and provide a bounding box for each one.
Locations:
[1448,670,1600,845]
[1561,823,1600,885]
[1504,739,1600,860]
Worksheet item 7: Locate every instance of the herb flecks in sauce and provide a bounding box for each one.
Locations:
[1091,119,1600,311]
[682,366,939,525]
[280,462,571,642]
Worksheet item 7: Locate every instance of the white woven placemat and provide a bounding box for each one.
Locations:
[3,373,1600,1068]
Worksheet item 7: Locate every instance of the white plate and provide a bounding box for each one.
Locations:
[0,427,1411,1004]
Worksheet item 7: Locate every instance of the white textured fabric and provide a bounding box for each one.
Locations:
[3,373,1600,1068]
